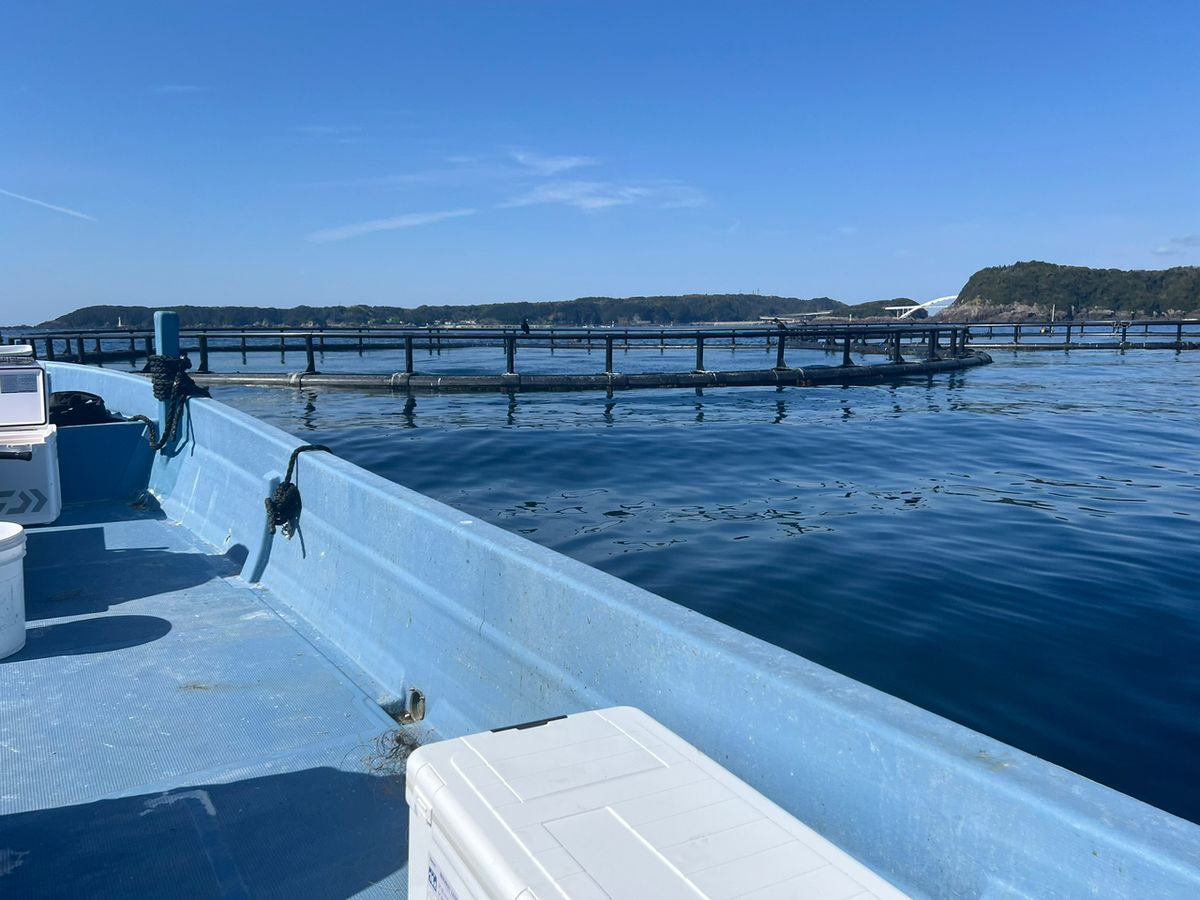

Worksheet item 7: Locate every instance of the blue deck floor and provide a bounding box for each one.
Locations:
[0,502,412,898]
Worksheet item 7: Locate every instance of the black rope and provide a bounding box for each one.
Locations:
[129,355,210,451]
[265,444,331,539]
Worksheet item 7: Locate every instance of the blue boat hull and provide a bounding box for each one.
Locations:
[4,362,1195,898]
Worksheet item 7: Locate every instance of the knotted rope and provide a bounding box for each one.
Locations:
[130,355,210,451]
[265,444,331,539]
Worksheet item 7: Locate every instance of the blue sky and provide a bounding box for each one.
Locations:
[2,1,1198,323]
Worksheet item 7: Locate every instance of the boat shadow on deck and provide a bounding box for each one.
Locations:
[2,505,414,897]
[23,524,248,621]
[0,766,409,899]
[2,613,173,662]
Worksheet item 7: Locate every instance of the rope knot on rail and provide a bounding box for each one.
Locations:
[131,354,210,451]
[266,444,331,539]
[145,354,198,400]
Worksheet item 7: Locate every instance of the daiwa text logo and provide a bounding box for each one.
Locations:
[427,858,460,900]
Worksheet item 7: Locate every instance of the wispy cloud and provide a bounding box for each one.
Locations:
[309,169,480,190]
[503,181,648,210]
[306,148,704,228]
[293,124,364,145]
[306,154,513,190]
[0,187,95,221]
[306,208,476,243]
[510,150,598,177]
[295,124,360,137]
[836,225,857,235]
[150,84,207,95]
[502,179,705,211]
[1152,234,1200,255]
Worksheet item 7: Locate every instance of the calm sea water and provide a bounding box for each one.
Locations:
[211,346,1200,823]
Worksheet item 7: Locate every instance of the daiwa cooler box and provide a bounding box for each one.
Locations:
[406,706,907,899]
[0,352,61,525]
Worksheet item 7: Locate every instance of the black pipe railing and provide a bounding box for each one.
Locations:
[25,321,1200,340]
[11,318,1200,372]
[4,323,935,370]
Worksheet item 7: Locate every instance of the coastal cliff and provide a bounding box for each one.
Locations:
[946,261,1200,321]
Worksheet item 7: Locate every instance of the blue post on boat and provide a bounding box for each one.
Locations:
[154,311,179,436]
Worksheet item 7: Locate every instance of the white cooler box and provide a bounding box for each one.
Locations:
[0,355,61,526]
[0,426,61,525]
[406,706,907,900]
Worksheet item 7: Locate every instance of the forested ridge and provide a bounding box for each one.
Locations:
[38,262,1200,329]
[40,294,848,329]
[947,261,1200,319]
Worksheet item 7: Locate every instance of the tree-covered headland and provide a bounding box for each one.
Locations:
[944,261,1200,321]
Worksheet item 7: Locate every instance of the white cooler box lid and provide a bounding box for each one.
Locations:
[0,362,48,429]
[407,706,908,899]
[0,424,55,442]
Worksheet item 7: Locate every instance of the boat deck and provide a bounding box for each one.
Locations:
[0,501,412,898]
[4,362,1195,899]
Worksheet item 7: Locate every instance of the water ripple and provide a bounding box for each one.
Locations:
[218,350,1200,822]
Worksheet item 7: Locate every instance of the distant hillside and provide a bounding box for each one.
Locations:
[35,265,1200,329]
[842,298,924,318]
[947,261,1200,320]
[40,294,848,329]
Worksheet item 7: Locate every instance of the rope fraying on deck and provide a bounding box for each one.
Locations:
[130,355,210,451]
[265,444,331,538]
[365,728,427,776]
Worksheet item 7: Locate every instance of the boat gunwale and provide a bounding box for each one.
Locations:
[39,361,1200,898]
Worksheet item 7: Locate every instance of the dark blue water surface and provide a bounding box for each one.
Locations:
[214,348,1200,823]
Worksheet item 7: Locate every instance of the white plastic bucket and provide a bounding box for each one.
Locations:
[0,521,27,659]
